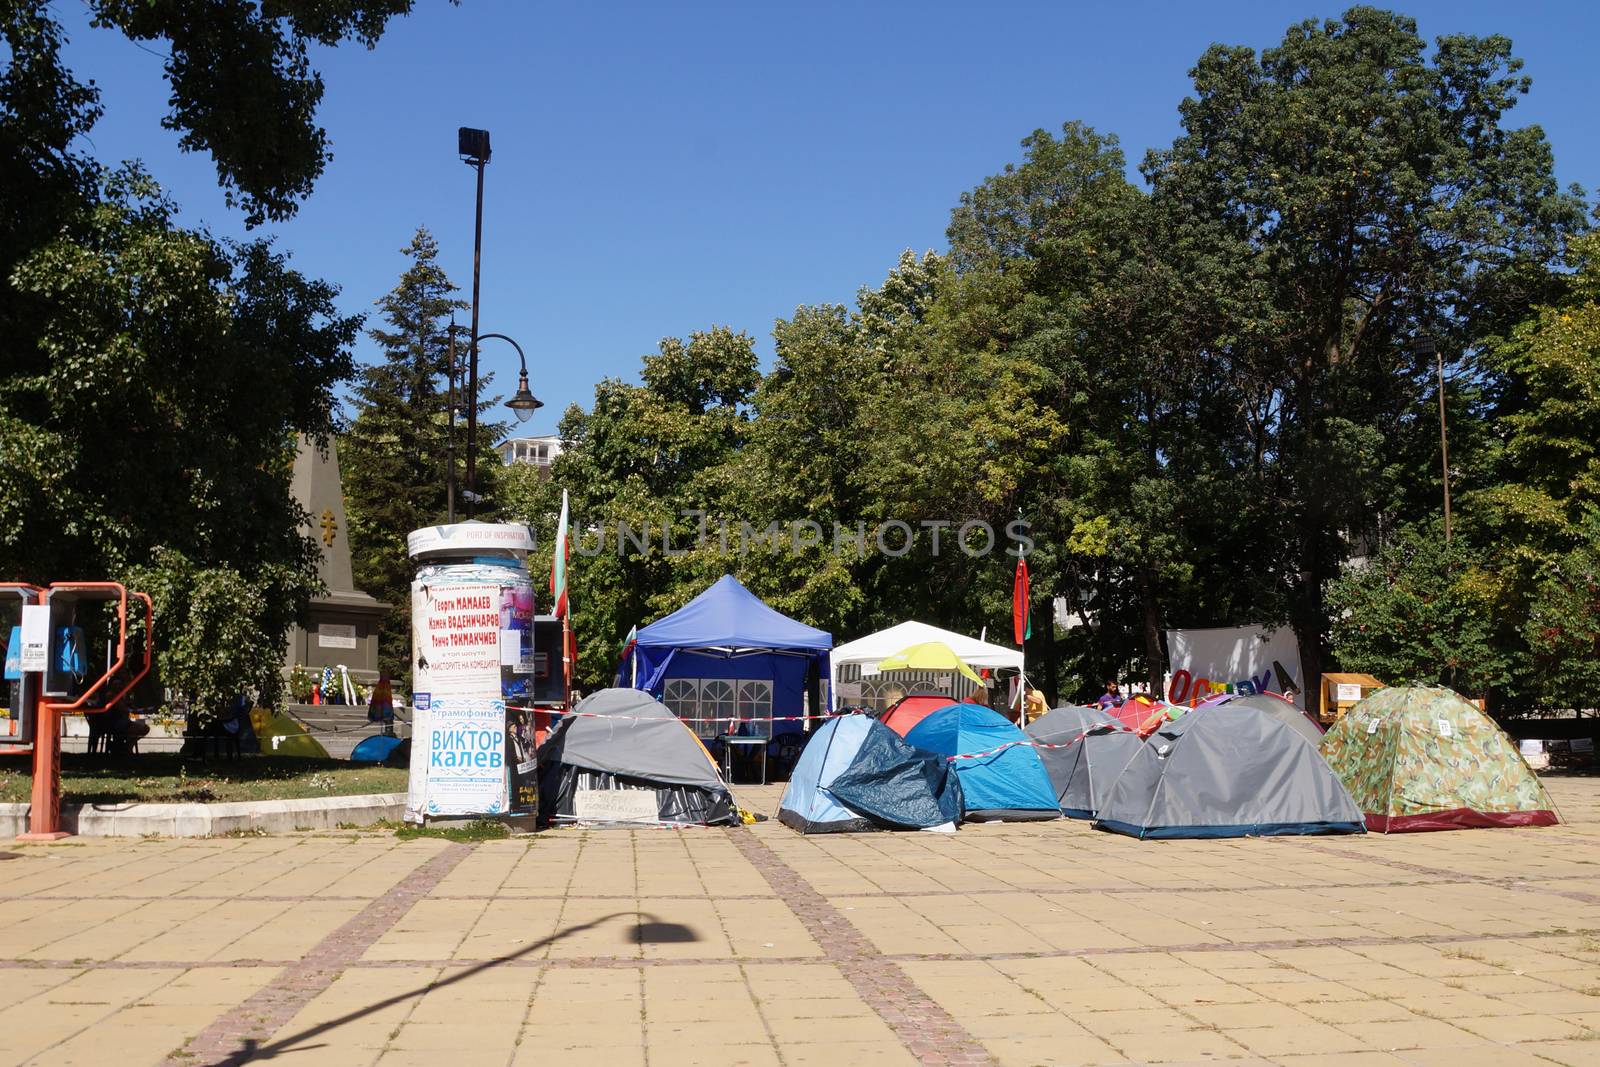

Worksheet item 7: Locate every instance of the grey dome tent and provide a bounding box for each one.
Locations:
[1025,705,1148,819]
[538,688,738,826]
[1094,704,1364,839]
[1205,692,1324,745]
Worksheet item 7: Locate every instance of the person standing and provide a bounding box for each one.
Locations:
[367,673,396,736]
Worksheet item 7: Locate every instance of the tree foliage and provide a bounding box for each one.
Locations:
[341,227,495,682]
[0,0,419,711]
[508,8,1593,715]
[1143,5,1587,693]
[1328,523,1508,694]
[2,170,359,711]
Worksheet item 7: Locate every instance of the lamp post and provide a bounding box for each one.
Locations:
[1414,334,1451,542]
[476,332,544,425]
[456,331,543,511]
[445,319,464,523]
[458,126,491,517]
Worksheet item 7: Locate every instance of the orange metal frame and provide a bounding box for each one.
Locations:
[19,583,154,839]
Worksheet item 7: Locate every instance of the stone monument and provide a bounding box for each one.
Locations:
[284,435,390,686]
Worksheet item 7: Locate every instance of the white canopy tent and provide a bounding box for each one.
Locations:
[829,620,1024,710]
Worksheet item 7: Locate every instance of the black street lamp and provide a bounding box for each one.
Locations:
[1413,334,1451,542]
[459,126,491,517]
[477,332,544,424]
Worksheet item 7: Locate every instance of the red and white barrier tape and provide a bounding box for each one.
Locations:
[503,704,1140,765]
[504,705,838,725]
[944,722,1135,762]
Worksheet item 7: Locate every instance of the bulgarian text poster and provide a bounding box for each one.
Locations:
[417,695,508,816]
[413,580,504,698]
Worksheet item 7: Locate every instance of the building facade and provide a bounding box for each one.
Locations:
[498,434,562,477]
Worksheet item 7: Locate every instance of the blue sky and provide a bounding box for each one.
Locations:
[59,1,1599,436]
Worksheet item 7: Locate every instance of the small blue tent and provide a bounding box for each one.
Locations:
[779,715,963,833]
[621,576,832,740]
[905,704,1060,821]
[350,734,404,763]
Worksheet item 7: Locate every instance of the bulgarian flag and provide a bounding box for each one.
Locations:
[551,489,570,618]
[1012,555,1032,646]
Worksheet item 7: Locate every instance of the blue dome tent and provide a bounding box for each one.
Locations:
[779,715,964,833]
[905,704,1060,821]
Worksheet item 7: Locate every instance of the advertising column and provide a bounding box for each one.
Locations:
[404,523,537,822]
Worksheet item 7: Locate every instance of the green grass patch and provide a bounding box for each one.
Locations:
[393,819,511,843]
[0,753,408,805]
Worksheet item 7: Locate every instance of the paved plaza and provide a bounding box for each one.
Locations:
[0,779,1598,1067]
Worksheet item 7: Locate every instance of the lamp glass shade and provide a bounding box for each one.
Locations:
[507,372,543,423]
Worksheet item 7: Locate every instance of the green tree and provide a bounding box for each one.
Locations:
[341,227,485,682]
[940,122,1254,698]
[1328,522,1508,695]
[80,0,420,226]
[2,170,358,713]
[1463,230,1600,706]
[1146,6,1588,696]
[504,328,760,687]
[1,0,423,713]
[1522,519,1600,712]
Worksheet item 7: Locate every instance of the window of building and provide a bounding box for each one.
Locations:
[660,678,774,738]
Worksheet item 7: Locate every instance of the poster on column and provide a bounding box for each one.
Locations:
[418,695,509,816]
[413,581,505,698]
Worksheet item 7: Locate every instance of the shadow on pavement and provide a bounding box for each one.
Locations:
[205,911,696,1065]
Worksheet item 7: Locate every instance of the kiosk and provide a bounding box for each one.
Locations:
[404,523,539,823]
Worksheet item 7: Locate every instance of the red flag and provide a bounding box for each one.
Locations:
[1012,556,1032,646]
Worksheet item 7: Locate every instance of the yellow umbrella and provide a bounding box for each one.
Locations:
[876,641,984,686]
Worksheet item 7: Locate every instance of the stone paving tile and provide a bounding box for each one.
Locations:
[0,778,1596,1064]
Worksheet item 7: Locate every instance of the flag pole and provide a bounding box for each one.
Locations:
[561,614,573,707]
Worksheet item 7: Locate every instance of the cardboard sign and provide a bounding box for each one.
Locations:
[574,788,660,824]
[1336,683,1363,703]
[18,605,49,673]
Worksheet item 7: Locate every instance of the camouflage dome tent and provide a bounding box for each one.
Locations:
[1320,686,1559,833]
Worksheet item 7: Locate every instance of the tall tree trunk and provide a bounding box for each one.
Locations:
[1042,595,1059,706]
[1291,553,1325,713]
[1138,566,1165,698]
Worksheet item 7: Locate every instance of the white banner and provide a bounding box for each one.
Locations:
[1165,625,1303,708]
[573,788,660,824]
[19,605,49,673]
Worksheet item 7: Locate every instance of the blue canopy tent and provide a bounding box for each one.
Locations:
[620,576,832,752]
